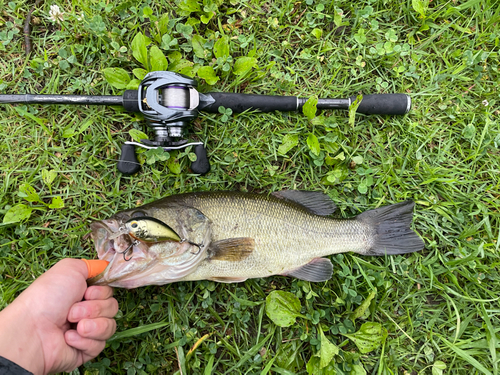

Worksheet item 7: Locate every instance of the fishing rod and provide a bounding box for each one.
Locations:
[0,71,411,176]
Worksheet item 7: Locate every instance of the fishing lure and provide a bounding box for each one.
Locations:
[118,217,203,261]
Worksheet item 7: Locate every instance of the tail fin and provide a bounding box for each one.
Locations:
[357,201,424,255]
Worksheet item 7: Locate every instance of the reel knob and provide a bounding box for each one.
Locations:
[117,144,141,175]
[191,144,210,175]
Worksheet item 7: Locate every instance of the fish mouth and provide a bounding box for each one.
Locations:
[88,218,208,288]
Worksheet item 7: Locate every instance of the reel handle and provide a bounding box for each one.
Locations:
[117,143,211,176]
[117,144,141,175]
[190,144,211,175]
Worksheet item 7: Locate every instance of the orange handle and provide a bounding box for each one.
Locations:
[81,259,109,279]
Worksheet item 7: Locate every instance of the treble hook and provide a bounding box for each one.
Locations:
[181,238,204,255]
[116,240,138,261]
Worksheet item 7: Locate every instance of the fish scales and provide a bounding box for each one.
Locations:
[145,192,374,281]
[89,190,424,288]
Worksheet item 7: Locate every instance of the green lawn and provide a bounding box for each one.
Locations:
[1,0,499,374]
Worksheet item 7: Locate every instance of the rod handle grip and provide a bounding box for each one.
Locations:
[353,94,411,115]
[202,92,298,113]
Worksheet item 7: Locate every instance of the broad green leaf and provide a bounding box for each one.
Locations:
[129,129,149,142]
[161,34,178,50]
[3,204,33,224]
[412,0,429,18]
[350,288,377,321]
[168,51,183,62]
[149,45,168,71]
[342,322,388,354]
[303,96,318,120]
[126,79,141,90]
[145,147,170,165]
[62,127,76,138]
[385,29,398,42]
[167,156,181,174]
[200,11,214,24]
[102,68,131,89]
[358,181,368,194]
[158,13,170,36]
[133,68,148,80]
[319,327,339,368]
[432,361,447,375]
[352,156,364,165]
[354,28,366,44]
[307,133,320,156]
[278,134,299,155]
[176,0,201,16]
[312,28,322,39]
[131,32,150,68]
[233,56,257,76]
[349,94,363,127]
[335,152,346,161]
[214,35,230,59]
[41,170,57,187]
[351,364,367,375]
[333,9,343,27]
[169,58,193,73]
[19,183,41,203]
[265,290,306,327]
[306,355,336,375]
[463,124,476,139]
[176,23,193,38]
[197,66,219,85]
[142,6,153,18]
[48,196,64,209]
[191,35,207,59]
[179,64,198,78]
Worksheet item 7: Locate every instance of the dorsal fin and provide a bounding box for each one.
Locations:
[208,237,255,262]
[272,190,336,216]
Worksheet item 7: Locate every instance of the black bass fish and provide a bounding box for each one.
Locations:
[88,191,424,288]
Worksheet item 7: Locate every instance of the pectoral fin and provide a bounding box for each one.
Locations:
[282,258,333,282]
[208,237,255,262]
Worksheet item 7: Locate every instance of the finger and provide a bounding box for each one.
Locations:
[84,285,114,300]
[68,298,119,322]
[77,317,117,340]
[65,330,106,360]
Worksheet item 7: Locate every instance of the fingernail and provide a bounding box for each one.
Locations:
[66,330,79,342]
[71,306,85,320]
[83,320,97,334]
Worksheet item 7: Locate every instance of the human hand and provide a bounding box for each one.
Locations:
[0,259,118,375]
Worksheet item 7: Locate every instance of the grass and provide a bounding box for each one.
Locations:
[0,0,499,373]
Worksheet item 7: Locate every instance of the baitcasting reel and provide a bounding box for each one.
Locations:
[118,71,213,175]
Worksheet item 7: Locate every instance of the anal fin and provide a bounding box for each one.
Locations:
[282,258,333,282]
[208,237,255,262]
[208,276,248,283]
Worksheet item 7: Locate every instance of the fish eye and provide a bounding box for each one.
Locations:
[131,211,146,218]
[131,222,138,228]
